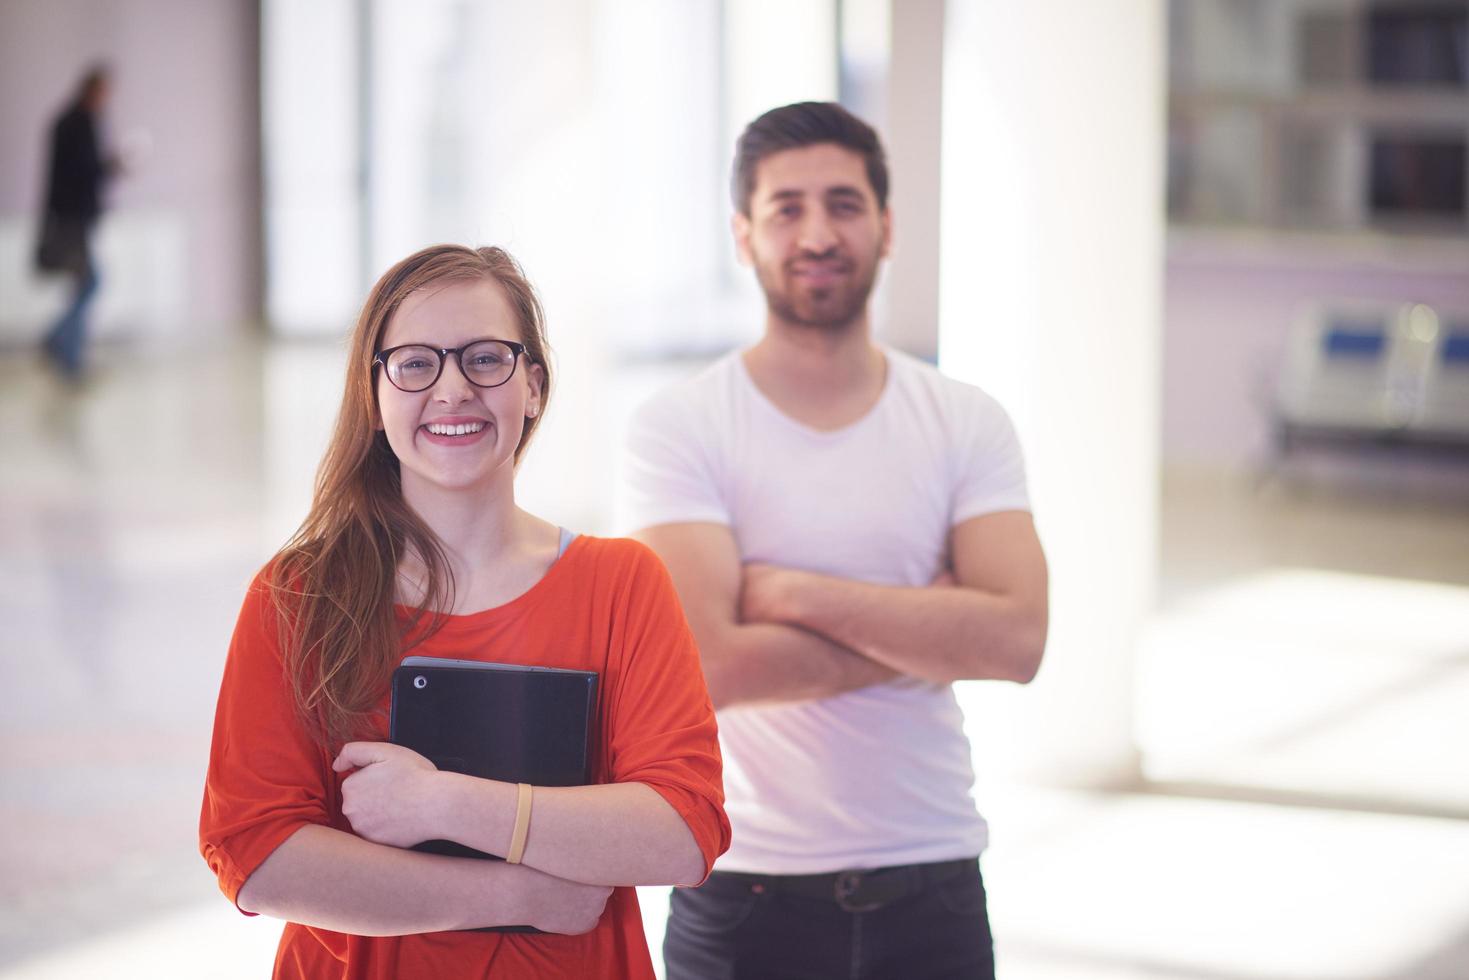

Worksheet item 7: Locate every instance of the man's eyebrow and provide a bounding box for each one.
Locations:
[762,185,868,204]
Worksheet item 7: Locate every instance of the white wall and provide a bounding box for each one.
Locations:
[0,0,261,345]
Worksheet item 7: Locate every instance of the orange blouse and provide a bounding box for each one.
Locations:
[200,536,729,979]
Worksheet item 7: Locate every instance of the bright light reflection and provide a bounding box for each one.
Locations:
[1138,569,1469,809]
[982,786,1469,980]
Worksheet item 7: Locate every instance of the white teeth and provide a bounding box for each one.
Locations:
[426,421,485,436]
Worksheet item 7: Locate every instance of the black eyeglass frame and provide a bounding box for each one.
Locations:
[372,338,529,393]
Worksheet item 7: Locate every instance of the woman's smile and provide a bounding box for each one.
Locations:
[420,415,492,446]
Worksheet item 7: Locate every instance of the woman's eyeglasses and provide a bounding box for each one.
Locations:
[373,339,527,393]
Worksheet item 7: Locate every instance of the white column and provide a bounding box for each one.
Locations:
[879,0,945,361]
[723,0,839,159]
[261,0,363,336]
[939,1,1165,786]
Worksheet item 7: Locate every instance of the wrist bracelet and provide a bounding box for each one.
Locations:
[506,783,533,864]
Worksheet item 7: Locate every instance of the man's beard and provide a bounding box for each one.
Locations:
[754,247,879,331]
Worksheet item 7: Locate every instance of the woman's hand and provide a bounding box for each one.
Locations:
[333,742,446,848]
[507,865,615,935]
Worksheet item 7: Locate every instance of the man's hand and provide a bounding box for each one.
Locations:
[333,742,445,849]
[930,567,957,588]
[739,562,805,624]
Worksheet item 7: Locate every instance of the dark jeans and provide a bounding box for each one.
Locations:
[664,859,995,980]
[43,267,99,375]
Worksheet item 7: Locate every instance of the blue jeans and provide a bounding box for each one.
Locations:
[664,859,995,980]
[44,268,99,375]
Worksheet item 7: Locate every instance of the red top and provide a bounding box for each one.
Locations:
[200,536,729,979]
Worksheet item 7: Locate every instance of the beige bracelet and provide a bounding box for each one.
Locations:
[506,783,533,865]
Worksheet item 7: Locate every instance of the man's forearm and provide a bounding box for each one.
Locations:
[628,522,900,710]
[751,569,1044,685]
[701,618,897,710]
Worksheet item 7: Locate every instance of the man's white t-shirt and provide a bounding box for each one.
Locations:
[618,346,1030,874]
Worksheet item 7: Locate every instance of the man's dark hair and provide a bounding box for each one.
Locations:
[731,101,889,216]
[77,64,110,103]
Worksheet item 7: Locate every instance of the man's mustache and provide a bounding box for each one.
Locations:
[786,249,852,272]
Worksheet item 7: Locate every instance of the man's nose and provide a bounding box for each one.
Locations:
[796,211,838,253]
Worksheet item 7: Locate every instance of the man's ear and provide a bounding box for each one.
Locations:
[731,211,754,267]
[879,206,893,260]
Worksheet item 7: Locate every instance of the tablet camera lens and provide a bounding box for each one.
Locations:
[413,675,427,690]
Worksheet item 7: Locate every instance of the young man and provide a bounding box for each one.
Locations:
[621,102,1048,979]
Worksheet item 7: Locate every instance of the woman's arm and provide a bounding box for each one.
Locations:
[333,742,706,887]
[235,823,612,936]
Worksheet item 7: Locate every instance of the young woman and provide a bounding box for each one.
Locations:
[200,245,729,979]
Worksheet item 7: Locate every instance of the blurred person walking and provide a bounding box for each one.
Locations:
[622,102,1050,980]
[35,65,118,379]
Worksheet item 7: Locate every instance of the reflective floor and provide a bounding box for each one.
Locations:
[2,338,1467,979]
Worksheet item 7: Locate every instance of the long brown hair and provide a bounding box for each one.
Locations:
[267,245,553,746]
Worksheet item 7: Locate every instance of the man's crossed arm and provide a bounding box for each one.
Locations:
[634,511,1047,710]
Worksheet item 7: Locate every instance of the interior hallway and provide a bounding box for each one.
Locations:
[2,337,1468,979]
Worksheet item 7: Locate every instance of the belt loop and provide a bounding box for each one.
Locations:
[834,870,883,913]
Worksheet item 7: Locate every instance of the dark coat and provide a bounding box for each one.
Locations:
[44,103,107,222]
